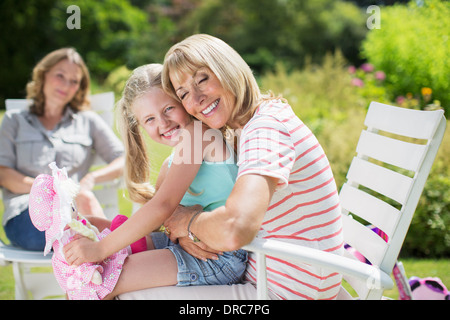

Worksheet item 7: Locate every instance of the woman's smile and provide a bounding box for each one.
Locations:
[171,68,235,129]
[201,99,220,116]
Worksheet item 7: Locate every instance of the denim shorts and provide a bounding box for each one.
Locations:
[151,232,248,287]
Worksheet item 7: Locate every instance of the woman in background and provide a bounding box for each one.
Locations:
[0,48,124,251]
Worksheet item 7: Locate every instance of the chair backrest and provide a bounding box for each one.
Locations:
[5,99,33,111]
[339,101,446,299]
[5,91,115,126]
[4,92,121,218]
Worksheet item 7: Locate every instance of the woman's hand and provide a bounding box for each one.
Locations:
[76,173,105,218]
[79,172,95,191]
[178,236,222,261]
[163,204,203,243]
[63,234,105,266]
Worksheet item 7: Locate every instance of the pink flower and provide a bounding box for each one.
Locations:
[348,65,356,74]
[396,96,405,105]
[360,63,374,73]
[375,71,386,81]
[351,78,364,87]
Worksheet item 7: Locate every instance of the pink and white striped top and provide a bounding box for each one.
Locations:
[237,100,344,300]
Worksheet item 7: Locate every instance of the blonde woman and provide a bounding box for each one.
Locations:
[159,34,344,300]
[0,48,124,251]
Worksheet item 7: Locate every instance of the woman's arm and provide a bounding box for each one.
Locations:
[79,156,125,191]
[0,165,34,194]
[164,173,278,252]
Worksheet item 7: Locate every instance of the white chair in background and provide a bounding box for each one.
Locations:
[118,101,446,300]
[0,92,124,299]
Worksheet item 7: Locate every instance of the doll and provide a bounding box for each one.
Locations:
[28,162,128,300]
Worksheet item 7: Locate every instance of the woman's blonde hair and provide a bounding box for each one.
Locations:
[162,34,272,128]
[26,48,91,116]
[117,64,163,204]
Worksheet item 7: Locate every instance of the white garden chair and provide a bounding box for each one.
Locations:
[0,92,123,299]
[118,101,446,300]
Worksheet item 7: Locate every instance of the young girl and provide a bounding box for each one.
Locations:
[64,64,247,299]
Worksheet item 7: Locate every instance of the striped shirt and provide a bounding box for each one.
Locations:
[237,100,344,300]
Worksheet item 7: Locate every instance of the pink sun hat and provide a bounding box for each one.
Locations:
[29,163,77,255]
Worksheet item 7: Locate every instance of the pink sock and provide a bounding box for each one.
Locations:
[111,214,147,254]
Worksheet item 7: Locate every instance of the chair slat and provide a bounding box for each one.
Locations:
[90,92,115,126]
[341,214,387,266]
[365,102,444,140]
[346,157,413,204]
[5,99,32,111]
[339,183,400,238]
[356,130,427,172]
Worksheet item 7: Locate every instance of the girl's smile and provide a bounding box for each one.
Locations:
[132,87,192,147]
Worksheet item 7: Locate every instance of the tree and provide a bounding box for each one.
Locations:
[0,0,58,102]
[0,0,150,107]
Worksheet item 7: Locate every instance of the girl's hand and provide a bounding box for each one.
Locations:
[63,234,104,266]
[178,236,222,261]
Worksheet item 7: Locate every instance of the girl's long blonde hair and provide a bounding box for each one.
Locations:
[26,48,91,115]
[117,64,163,204]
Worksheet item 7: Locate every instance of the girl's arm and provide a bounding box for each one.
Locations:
[64,122,208,265]
[155,157,170,192]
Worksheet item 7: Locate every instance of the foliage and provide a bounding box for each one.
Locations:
[361,0,450,114]
[1,0,367,107]
[0,0,58,102]
[49,0,149,77]
[348,62,390,105]
[402,127,450,258]
[0,0,149,104]
[104,65,132,98]
[183,0,367,75]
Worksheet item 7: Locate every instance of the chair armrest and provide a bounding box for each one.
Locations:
[243,238,393,296]
[0,240,52,265]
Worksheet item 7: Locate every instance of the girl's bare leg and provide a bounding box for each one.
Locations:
[104,248,178,299]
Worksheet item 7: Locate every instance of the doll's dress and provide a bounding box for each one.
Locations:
[52,228,128,300]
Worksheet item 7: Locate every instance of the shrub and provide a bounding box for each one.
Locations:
[361,0,450,114]
[348,63,390,105]
[402,125,450,258]
[104,65,132,98]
